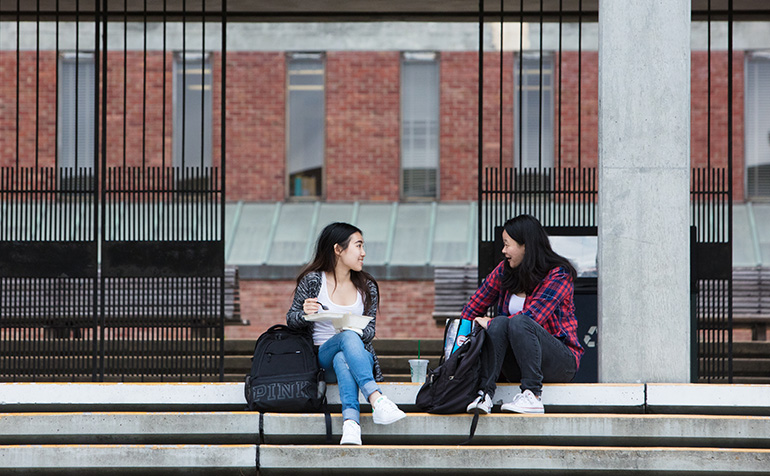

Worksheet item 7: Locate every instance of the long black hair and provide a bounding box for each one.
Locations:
[297,222,378,312]
[500,214,577,295]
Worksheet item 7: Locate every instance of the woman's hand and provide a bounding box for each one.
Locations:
[303,298,322,315]
[473,316,493,329]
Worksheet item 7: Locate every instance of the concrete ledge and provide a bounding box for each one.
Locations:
[257,445,770,475]
[327,382,646,413]
[2,382,769,415]
[0,382,644,413]
[647,384,770,415]
[0,412,259,445]
[3,411,769,449]
[0,444,256,475]
[260,413,770,448]
[0,382,245,412]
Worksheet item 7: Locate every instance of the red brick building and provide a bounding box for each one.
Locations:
[0,30,761,339]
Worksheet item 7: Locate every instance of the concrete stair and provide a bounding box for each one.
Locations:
[1,382,770,474]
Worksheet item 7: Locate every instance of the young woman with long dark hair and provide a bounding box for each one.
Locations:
[463,214,583,414]
[286,222,405,445]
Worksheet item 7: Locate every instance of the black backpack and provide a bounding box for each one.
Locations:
[415,325,495,443]
[245,324,325,413]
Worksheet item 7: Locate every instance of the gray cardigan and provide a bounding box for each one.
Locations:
[285,271,383,382]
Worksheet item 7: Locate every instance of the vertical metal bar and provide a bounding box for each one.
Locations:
[55,1,60,176]
[36,0,40,169]
[727,0,734,383]
[123,0,128,168]
[16,0,20,168]
[517,1,523,170]
[182,0,187,170]
[201,0,207,170]
[577,0,582,169]
[220,0,228,381]
[499,1,504,170]
[707,0,711,170]
[143,0,148,168]
[91,0,103,381]
[538,0,543,170]
[75,0,80,170]
[478,0,484,269]
[163,0,168,168]
[558,0,562,170]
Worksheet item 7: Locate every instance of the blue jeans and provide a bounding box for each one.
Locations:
[484,314,577,397]
[318,330,379,424]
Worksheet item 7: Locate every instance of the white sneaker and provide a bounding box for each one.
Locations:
[466,392,493,414]
[340,419,362,445]
[372,395,406,425]
[501,389,544,414]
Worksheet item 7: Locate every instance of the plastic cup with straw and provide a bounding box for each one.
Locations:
[409,339,428,383]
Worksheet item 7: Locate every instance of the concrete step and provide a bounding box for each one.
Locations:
[260,412,770,448]
[3,382,770,415]
[6,411,768,448]
[0,444,256,475]
[0,412,259,445]
[257,445,770,475]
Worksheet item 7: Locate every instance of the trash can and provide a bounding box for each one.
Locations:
[572,277,597,383]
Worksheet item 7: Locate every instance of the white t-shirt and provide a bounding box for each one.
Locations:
[508,293,526,315]
[312,272,365,346]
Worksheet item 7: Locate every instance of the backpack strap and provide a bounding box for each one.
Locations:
[460,407,481,445]
[322,396,333,444]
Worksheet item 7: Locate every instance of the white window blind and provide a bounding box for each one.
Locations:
[746,52,770,198]
[514,52,554,170]
[57,52,95,188]
[173,52,213,175]
[287,53,325,198]
[401,52,439,198]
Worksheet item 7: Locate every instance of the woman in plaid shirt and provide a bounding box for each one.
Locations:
[463,215,583,414]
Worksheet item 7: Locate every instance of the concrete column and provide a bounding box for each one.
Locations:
[597,0,691,382]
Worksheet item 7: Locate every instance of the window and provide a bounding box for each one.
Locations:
[514,52,554,171]
[746,52,770,198]
[173,52,213,186]
[58,52,95,190]
[287,53,325,198]
[401,52,439,198]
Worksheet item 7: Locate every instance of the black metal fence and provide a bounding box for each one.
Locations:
[0,2,227,381]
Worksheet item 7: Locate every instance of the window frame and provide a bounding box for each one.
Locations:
[172,51,213,187]
[513,51,555,172]
[745,51,770,200]
[400,51,441,200]
[57,51,96,191]
[285,52,326,200]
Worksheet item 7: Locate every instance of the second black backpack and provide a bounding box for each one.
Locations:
[245,324,325,413]
[415,325,495,414]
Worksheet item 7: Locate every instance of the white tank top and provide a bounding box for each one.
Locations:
[508,294,526,315]
[312,272,365,346]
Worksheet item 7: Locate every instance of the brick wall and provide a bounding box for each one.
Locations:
[225,279,444,340]
[0,49,748,200]
[690,50,745,198]
[555,51,599,169]
[326,51,401,201]
[225,52,285,201]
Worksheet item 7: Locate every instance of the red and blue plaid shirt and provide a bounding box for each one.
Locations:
[461,262,584,367]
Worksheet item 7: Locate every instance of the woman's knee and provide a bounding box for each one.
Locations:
[339,329,363,346]
[332,351,349,372]
[508,313,535,333]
